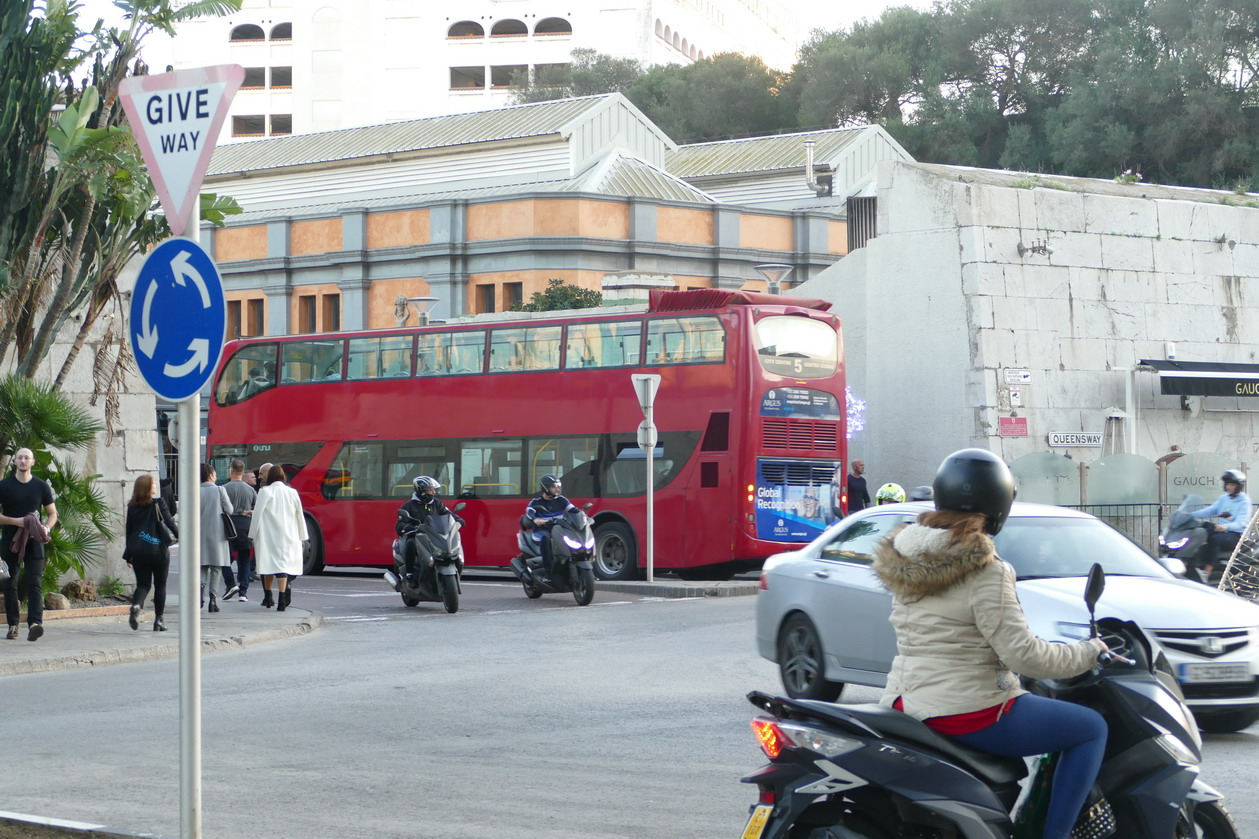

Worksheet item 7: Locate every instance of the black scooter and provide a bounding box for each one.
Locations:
[739,564,1239,839]
[383,502,465,613]
[1160,494,1217,583]
[508,505,596,606]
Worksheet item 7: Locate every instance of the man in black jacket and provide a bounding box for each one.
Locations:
[0,449,58,642]
[396,476,463,582]
[523,475,576,579]
[847,460,871,513]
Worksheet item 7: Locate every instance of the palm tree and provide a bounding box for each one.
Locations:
[0,375,112,591]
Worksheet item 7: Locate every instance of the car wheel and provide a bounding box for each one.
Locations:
[1196,708,1259,734]
[778,613,844,701]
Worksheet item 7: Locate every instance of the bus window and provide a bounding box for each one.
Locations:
[646,316,724,365]
[755,316,838,378]
[347,335,413,380]
[324,442,384,499]
[457,438,521,497]
[215,343,278,405]
[389,442,457,497]
[489,326,560,372]
[526,436,599,495]
[564,320,643,369]
[282,339,345,383]
[418,330,486,376]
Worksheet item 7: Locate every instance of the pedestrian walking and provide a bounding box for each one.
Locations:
[847,460,871,513]
[198,462,233,612]
[0,448,57,642]
[123,474,177,631]
[252,464,307,611]
[221,459,256,602]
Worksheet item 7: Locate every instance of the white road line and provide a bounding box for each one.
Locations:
[327,616,389,622]
[592,600,633,607]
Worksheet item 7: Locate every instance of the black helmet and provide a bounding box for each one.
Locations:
[539,474,562,496]
[1222,469,1246,490]
[413,475,440,495]
[908,485,934,501]
[933,448,1016,535]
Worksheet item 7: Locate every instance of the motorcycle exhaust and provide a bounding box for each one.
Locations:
[382,570,401,592]
[509,557,526,581]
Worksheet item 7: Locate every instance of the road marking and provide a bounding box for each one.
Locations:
[326,616,389,622]
[592,600,633,607]
[484,610,524,615]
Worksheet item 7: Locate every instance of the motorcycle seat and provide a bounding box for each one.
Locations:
[793,701,1027,785]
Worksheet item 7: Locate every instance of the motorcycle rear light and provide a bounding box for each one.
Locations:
[758,788,776,806]
[751,717,792,759]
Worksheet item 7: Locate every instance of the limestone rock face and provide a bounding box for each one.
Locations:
[44,592,72,610]
[61,579,98,601]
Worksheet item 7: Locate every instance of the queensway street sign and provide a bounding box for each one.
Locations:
[128,238,226,402]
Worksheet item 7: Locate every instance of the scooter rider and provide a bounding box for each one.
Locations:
[525,475,576,579]
[1191,469,1252,580]
[872,448,1109,839]
[396,476,463,582]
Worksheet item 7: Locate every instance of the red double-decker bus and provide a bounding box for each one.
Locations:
[206,289,846,579]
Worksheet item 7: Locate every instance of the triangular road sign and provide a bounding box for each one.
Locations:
[119,64,244,236]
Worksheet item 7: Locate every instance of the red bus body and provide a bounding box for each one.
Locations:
[206,290,846,579]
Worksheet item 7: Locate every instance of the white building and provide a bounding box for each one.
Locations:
[152,0,805,144]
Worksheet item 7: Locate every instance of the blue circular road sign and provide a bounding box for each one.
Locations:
[128,237,226,402]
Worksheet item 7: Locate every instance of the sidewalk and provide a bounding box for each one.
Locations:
[0,596,321,678]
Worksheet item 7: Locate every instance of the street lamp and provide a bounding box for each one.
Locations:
[754,263,794,295]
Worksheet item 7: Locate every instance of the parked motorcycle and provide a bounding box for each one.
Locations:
[382,502,465,613]
[1160,494,1217,583]
[739,564,1239,839]
[508,504,596,606]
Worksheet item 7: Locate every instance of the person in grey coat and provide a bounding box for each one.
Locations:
[198,462,233,613]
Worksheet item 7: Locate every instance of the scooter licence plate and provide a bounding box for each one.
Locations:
[740,804,773,839]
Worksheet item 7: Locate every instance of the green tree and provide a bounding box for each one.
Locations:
[511,48,643,104]
[512,279,604,312]
[0,375,111,591]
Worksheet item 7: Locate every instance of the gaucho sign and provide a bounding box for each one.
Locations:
[1140,359,1259,397]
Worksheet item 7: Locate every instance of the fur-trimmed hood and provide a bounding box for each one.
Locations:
[872,523,998,601]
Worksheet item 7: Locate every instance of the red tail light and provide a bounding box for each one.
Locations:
[758,788,776,805]
[751,717,790,759]
[758,571,768,591]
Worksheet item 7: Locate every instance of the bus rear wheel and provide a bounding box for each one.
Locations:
[594,522,638,581]
[302,514,325,575]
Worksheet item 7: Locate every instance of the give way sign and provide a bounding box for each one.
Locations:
[119,64,244,236]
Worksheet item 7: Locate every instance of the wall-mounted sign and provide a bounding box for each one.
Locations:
[1048,431,1103,447]
[1004,368,1033,384]
[999,417,1028,437]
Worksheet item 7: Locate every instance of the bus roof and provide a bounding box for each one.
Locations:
[647,289,832,313]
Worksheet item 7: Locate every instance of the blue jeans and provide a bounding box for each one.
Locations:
[951,694,1106,839]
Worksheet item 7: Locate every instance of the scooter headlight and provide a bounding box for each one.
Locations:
[1155,733,1199,765]
[562,534,584,549]
[584,535,595,549]
[1165,537,1189,550]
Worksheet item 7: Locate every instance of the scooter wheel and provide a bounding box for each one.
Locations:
[523,580,543,599]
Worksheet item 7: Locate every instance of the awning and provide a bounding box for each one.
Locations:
[1139,359,1259,397]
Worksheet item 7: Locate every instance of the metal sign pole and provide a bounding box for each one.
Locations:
[178,215,203,839]
[645,402,654,583]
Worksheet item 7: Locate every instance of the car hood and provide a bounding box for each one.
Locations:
[1019,575,1259,634]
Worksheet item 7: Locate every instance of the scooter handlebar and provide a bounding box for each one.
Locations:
[1098,650,1136,667]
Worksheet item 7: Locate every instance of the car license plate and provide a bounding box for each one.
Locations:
[1179,662,1252,683]
[740,804,773,839]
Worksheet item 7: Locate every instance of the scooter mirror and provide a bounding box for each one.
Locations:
[1084,563,1105,635]
[453,502,467,512]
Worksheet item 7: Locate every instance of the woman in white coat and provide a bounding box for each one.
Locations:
[252,464,308,611]
[198,462,233,613]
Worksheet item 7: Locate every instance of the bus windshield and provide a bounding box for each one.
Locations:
[754,316,837,378]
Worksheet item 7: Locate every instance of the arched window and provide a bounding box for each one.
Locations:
[230,23,265,42]
[447,20,484,38]
[698,50,705,60]
[655,19,663,36]
[534,17,572,35]
[681,38,689,54]
[270,22,292,40]
[689,45,698,60]
[490,19,527,37]
[663,25,672,41]
[672,32,681,49]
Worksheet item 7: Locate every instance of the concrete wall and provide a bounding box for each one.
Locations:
[797,161,1259,490]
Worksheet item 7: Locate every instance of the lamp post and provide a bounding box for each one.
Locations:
[754,263,794,295]
[631,374,661,581]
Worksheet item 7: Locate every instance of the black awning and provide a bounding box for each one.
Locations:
[1140,359,1259,397]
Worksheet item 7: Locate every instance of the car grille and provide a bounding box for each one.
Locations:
[1151,628,1250,660]
[1180,679,1259,700]
[762,419,839,451]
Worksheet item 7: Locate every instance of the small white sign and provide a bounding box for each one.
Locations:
[1004,368,1033,384]
[1048,431,1103,447]
[119,65,244,235]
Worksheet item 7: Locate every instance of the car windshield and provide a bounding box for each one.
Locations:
[994,516,1173,580]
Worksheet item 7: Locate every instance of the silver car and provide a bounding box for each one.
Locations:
[755,501,1259,733]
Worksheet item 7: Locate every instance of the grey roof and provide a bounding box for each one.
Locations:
[564,152,715,203]
[208,94,624,177]
[667,127,869,178]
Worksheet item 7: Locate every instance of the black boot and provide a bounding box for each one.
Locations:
[153,617,167,631]
[261,590,274,608]
[277,589,287,612]
[208,593,219,613]
[129,604,140,631]
[282,588,292,608]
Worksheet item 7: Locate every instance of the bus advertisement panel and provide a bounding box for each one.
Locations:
[206,290,845,580]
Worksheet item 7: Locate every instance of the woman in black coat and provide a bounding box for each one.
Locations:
[124,474,177,631]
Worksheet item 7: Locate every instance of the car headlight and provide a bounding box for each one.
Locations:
[1165,537,1189,550]
[1057,622,1091,640]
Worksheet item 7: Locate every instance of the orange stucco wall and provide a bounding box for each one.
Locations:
[367,210,431,249]
[828,220,848,255]
[366,277,431,329]
[657,207,713,246]
[740,214,793,251]
[291,218,342,256]
[467,200,629,241]
[466,269,608,314]
[290,283,342,333]
[671,275,713,290]
[216,226,268,262]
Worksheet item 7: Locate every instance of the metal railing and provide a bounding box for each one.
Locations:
[1063,503,1169,555]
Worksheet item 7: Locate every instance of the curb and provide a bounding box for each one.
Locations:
[0,611,324,678]
[595,580,759,598]
[0,809,165,838]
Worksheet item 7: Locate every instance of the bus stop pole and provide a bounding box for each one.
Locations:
[646,402,654,583]
[178,221,203,839]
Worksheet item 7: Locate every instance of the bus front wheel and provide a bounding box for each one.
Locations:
[302,514,325,575]
[594,522,638,581]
